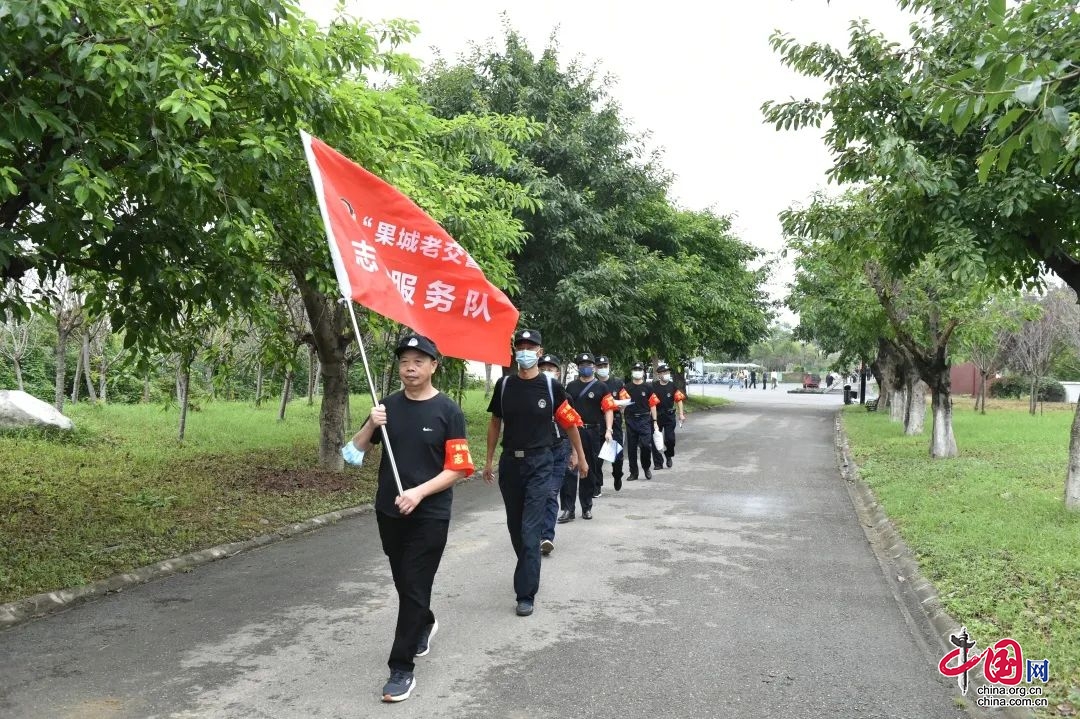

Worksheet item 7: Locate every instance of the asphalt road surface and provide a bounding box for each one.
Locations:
[0,386,967,718]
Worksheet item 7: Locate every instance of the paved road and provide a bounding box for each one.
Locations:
[0,388,964,719]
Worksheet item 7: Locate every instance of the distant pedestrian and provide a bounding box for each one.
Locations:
[484,329,587,618]
[594,355,626,492]
[538,353,575,556]
[341,334,474,703]
[622,361,659,481]
[771,371,778,390]
[650,363,686,470]
[561,352,615,516]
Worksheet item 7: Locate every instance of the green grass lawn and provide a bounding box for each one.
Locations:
[0,388,726,605]
[843,402,1080,715]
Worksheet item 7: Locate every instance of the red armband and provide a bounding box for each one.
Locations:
[674,390,686,402]
[600,393,617,413]
[443,439,475,476]
[648,394,660,408]
[554,400,584,429]
[618,388,630,400]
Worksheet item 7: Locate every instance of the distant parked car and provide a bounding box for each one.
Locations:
[802,373,821,389]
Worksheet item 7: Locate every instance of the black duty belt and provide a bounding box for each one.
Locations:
[628,413,650,418]
[505,446,553,458]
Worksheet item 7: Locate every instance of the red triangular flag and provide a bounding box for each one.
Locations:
[302,132,519,365]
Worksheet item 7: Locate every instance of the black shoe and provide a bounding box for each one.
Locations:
[540,539,554,556]
[666,457,673,468]
[415,619,438,657]
[614,476,622,491]
[557,510,574,523]
[516,600,534,616]
[582,510,593,520]
[593,488,602,498]
[381,669,416,702]
[627,475,639,481]
[644,468,652,480]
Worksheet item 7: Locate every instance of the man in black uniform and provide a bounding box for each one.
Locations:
[622,361,659,481]
[538,353,574,554]
[484,329,587,617]
[594,355,626,491]
[650,363,687,470]
[342,334,475,703]
[560,352,615,518]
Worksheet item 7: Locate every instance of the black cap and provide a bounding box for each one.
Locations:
[395,334,439,360]
[657,363,671,373]
[538,353,560,368]
[575,352,595,365]
[514,329,542,346]
[631,361,645,371]
[595,355,610,365]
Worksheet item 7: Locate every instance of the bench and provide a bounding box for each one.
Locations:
[865,397,879,412]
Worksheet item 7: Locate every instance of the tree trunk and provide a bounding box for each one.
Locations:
[1029,377,1039,416]
[1065,398,1080,510]
[484,362,493,398]
[929,381,959,458]
[278,368,294,421]
[890,389,906,423]
[255,361,264,407]
[81,332,97,403]
[294,267,350,469]
[71,339,82,403]
[977,373,988,414]
[178,363,191,442]
[13,360,23,391]
[99,352,108,404]
[904,379,927,435]
[313,359,322,401]
[143,372,151,403]
[307,346,317,406]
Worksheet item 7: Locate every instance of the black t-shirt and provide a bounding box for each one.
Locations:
[564,378,611,425]
[624,380,656,415]
[371,390,470,521]
[488,373,569,450]
[654,381,679,411]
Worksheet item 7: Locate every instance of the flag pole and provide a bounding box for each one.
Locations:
[344,300,405,496]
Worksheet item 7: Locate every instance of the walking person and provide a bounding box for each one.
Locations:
[650,363,686,469]
[484,329,587,617]
[561,352,615,517]
[595,355,626,491]
[538,353,575,554]
[771,370,779,390]
[622,361,659,481]
[341,334,475,703]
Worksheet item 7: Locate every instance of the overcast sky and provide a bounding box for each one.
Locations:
[300,0,916,322]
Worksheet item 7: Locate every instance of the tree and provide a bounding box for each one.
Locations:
[952,291,1025,414]
[0,309,35,390]
[1007,287,1080,414]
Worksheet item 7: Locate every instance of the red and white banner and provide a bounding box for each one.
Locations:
[301,131,519,365]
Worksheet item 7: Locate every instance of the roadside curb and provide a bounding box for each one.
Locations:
[0,504,374,631]
[834,413,1033,719]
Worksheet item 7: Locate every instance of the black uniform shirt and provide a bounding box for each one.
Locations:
[488,374,570,450]
[564,378,612,426]
[654,381,679,411]
[370,391,471,521]
[623,380,658,416]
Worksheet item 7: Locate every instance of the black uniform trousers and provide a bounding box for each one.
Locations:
[651,409,678,466]
[561,425,601,512]
[625,413,653,477]
[377,511,450,673]
[498,447,553,602]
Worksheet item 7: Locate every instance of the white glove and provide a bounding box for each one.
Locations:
[341,442,365,465]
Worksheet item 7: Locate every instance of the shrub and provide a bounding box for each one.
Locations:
[990,375,1068,402]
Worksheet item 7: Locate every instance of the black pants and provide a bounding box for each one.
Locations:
[562,425,600,510]
[625,414,653,477]
[499,448,553,602]
[651,412,677,466]
[377,511,450,673]
[598,416,624,484]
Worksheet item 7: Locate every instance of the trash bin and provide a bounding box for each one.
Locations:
[843,384,853,405]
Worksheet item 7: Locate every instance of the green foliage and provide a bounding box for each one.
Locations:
[421,29,768,365]
[989,374,1068,402]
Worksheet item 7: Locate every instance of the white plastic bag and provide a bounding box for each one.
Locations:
[598,439,622,462]
[653,429,666,452]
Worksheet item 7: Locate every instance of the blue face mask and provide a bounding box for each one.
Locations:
[515,349,539,368]
[579,366,594,378]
